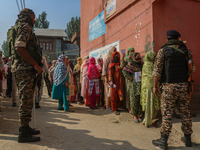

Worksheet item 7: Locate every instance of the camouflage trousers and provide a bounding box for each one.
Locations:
[160,83,193,136]
[14,69,36,127]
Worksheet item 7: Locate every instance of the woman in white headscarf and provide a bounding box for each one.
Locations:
[102,46,116,110]
[81,56,90,106]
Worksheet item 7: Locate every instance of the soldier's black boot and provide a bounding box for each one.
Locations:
[181,134,192,147]
[18,126,40,143]
[28,126,40,135]
[152,134,168,150]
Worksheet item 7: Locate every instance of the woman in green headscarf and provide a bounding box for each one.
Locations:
[140,51,160,127]
[120,47,135,112]
[123,52,143,122]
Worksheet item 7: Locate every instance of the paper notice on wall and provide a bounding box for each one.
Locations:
[135,72,141,82]
[89,40,120,62]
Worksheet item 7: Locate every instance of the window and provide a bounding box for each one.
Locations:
[50,43,52,51]
[43,43,46,50]
[46,43,49,51]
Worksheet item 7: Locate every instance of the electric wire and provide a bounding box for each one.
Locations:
[16,0,20,12]
[20,0,23,9]
[23,0,25,8]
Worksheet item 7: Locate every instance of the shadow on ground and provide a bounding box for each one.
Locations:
[0,97,143,150]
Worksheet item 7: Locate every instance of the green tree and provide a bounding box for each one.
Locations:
[1,40,9,57]
[35,11,50,28]
[66,16,80,40]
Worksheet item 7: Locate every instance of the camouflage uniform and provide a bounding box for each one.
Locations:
[12,20,39,127]
[153,47,195,136]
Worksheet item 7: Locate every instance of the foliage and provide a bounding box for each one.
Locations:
[66,16,80,40]
[1,40,9,57]
[35,11,50,29]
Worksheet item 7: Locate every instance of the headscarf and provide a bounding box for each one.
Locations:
[74,57,82,71]
[109,51,120,69]
[126,47,135,62]
[53,54,68,86]
[84,56,89,61]
[82,57,90,77]
[130,52,143,72]
[16,8,35,27]
[123,52,134,74]
[140,51,160,113]
[143,51,156,63]
[81,56,89,71]
[97,58,103,72]
[106,46,116,59]
[87,57,100,80]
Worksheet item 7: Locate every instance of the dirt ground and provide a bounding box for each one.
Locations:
[0,87,200,150]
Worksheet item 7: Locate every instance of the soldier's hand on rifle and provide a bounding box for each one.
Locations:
[34,64,42,74]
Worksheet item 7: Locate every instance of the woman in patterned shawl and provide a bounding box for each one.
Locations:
[123,52,143,122]
[51,54,72,112]
[140,51,160,127]
[120,47,135,112]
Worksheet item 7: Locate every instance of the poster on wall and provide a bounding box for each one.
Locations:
[106,0,116,19]
[89,11,106,42]
[89,41,120,61]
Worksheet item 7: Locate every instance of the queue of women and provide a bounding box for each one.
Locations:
[50,46,160,128]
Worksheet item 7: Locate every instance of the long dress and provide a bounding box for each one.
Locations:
[87,57,100,109]
[122,61,143,116]
[97,58,104,107]
[120,47,135,111]
[68,65,74,101]
[73,58,82,103]
[140,51,160,127]
[109,51,124,112]
[81,59,90,106]
[52,73,69,111]
[51,54,69,111]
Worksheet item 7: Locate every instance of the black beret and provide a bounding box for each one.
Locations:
[166,30,181,39]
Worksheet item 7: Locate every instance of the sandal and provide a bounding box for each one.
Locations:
[114,111,120,115]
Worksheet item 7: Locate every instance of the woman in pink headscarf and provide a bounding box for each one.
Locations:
[87,57,100,109]
[97,58,104,107]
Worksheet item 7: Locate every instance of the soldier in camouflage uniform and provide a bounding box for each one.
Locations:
[11,8,42,143]
[152,30,195,150]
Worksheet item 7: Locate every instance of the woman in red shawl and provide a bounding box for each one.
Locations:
[87,57,100,109]
[109,51,124,115]
[97,58,104,107]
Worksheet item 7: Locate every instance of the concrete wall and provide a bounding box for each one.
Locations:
[81,0,154,58]
[153,0,200,111]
